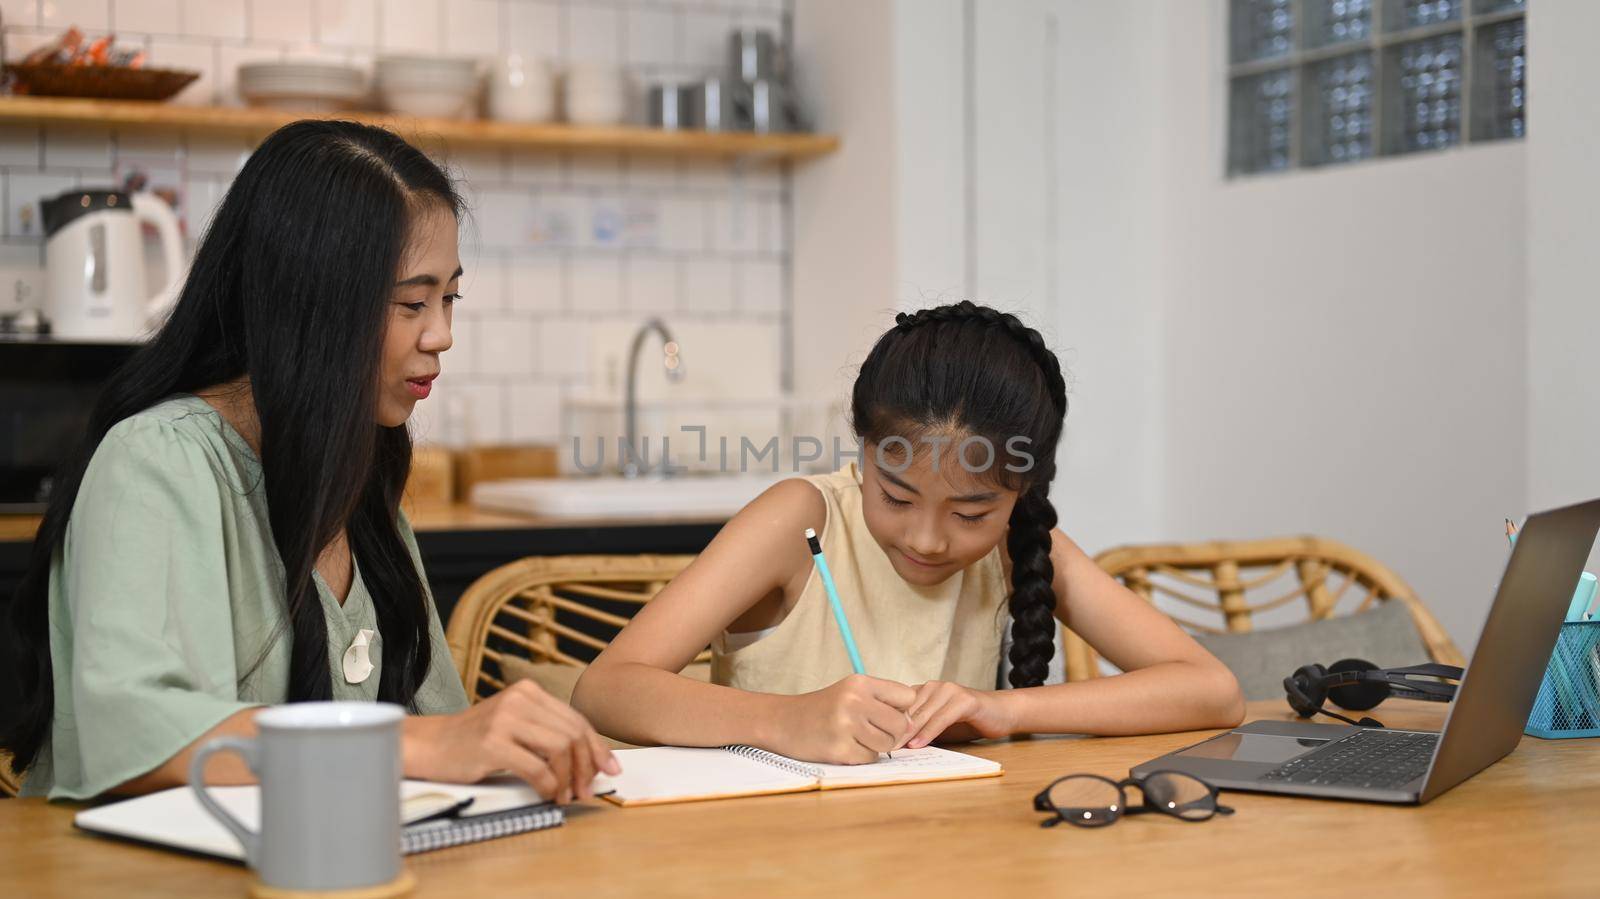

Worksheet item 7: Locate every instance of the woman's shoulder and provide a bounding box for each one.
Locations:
[90,395,254,491]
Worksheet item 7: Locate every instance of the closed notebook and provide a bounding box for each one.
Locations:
[74,778,563,859]
[596,745,1003,807]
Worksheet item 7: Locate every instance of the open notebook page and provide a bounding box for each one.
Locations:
[809,746,1003,788]
[596,746,818,805]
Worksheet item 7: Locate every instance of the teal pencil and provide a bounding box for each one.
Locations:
[806,527,866,675]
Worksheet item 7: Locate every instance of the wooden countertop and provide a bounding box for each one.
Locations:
[1,699,1593,897]
[0,503,726,544]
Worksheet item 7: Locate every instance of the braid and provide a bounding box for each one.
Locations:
[894,301,1068,417]
[1006,488,1058,688]
[893,300,1065,687]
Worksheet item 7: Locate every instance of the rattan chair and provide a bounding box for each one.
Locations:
[445,554,699,702]
[1068,536,1465,682]
[1,752,19,797]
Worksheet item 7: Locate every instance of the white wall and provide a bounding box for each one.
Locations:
[1527,1,1600,519]
[1156,2,1527,651]
[793,0,1531,652]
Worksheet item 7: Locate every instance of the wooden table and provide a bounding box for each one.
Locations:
[1,699,1593,898]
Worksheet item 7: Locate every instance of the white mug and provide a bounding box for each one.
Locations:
[189,702,407,893]
[488,53,554,122]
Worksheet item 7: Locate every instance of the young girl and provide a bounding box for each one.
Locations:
[3,121,616,801]
[573,302,1244,763]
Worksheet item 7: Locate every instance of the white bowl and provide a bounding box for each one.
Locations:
[381,86,478,119]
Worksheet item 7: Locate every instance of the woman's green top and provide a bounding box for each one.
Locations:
[24,395,469,799]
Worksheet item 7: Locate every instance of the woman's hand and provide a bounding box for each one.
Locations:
[899,681,1018,749]
[404,681,621,803]
[773,674,918,765]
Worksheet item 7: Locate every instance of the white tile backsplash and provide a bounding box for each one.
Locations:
[624,7,678,68]
[248,0,313,43]
[378,0,439,53]
[0,126,41,167]
[443,0,501,57]
[682,258,734,314]
[474,313,537,376]
[569,254,623,313]
[506,253,565,312]
[181,0,245,40]
[42,0,111,30]
[452,380,509,444]
[739,258,783,313]
[507,0,561,63]
[316,0,377,47]
[41,125,113,170]
[460,254,507,313]
[537,318,591,378]
[506,380,563,443]
[114,0,181,35]
[1,0,38,28]
[566,3,620,64]
[624,254,677,313]
[2,0,797,449]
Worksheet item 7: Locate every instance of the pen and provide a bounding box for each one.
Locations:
[806,527,866,675]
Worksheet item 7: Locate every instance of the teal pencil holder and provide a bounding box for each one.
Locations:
[1525,620,1600,739]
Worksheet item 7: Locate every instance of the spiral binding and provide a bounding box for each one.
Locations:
[722,744,822,779]
[401,804,565,855]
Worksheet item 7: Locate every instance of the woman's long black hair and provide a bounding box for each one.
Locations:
[851,301,1068,688]
[1,120,463,773]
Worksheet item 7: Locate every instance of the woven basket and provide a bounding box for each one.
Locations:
[5,63,199,101]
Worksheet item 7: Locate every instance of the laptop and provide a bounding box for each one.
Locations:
[1132,497,1600,804]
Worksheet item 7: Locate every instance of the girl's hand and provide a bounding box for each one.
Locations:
[900,681,1017,749]
[405,680,621,804]
[775,674,918,765]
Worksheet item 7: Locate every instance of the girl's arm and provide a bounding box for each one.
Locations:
[903,530,1245,746]
[571,480,918,764]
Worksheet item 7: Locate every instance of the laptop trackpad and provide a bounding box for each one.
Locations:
[1174,732,1331,764]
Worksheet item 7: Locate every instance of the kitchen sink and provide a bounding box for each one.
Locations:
[471,473,795,519]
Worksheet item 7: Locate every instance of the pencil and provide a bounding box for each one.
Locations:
[1506,518,1518,547]
[805,527,866,675]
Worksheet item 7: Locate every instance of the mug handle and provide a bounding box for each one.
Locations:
[188,737,261,865]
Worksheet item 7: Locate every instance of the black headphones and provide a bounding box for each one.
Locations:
[1283,658,1464,728]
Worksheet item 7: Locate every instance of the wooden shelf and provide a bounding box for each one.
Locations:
[0,95,840,162]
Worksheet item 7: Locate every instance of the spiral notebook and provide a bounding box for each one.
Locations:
[596,744,1003,807]
[74,778,563,860]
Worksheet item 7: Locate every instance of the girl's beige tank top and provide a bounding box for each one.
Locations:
[711,464,1011,695]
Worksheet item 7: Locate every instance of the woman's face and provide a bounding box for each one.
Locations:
[858,440,1020,587]
[378,202,460,428]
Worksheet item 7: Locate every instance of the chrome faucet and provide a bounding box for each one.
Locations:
[622,318,684,478]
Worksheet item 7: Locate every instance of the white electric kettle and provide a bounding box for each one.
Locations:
[41,188,184,341]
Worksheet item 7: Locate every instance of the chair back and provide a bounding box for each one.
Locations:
[1072,536,1465,681]
[445,554,698,702]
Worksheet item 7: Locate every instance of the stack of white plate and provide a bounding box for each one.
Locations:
[238,62,367,111]
[376,55,482,119]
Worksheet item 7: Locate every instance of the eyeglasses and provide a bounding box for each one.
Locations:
[1032,770,1235,829]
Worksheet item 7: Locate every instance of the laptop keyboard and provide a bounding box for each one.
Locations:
[1259,729,1439,790]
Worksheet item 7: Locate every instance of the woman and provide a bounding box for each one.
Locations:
[2,121,617,801]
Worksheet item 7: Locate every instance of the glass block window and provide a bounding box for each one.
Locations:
[1227,0,1526,176]
[1306,51,1375,164]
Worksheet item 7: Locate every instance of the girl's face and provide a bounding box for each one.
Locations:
[858,440,1020,587]
[378,203,460,428]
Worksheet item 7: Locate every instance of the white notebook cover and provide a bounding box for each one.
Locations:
[73,778,552,862]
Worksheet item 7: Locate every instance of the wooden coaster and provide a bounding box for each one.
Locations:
[249,868,415,899]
